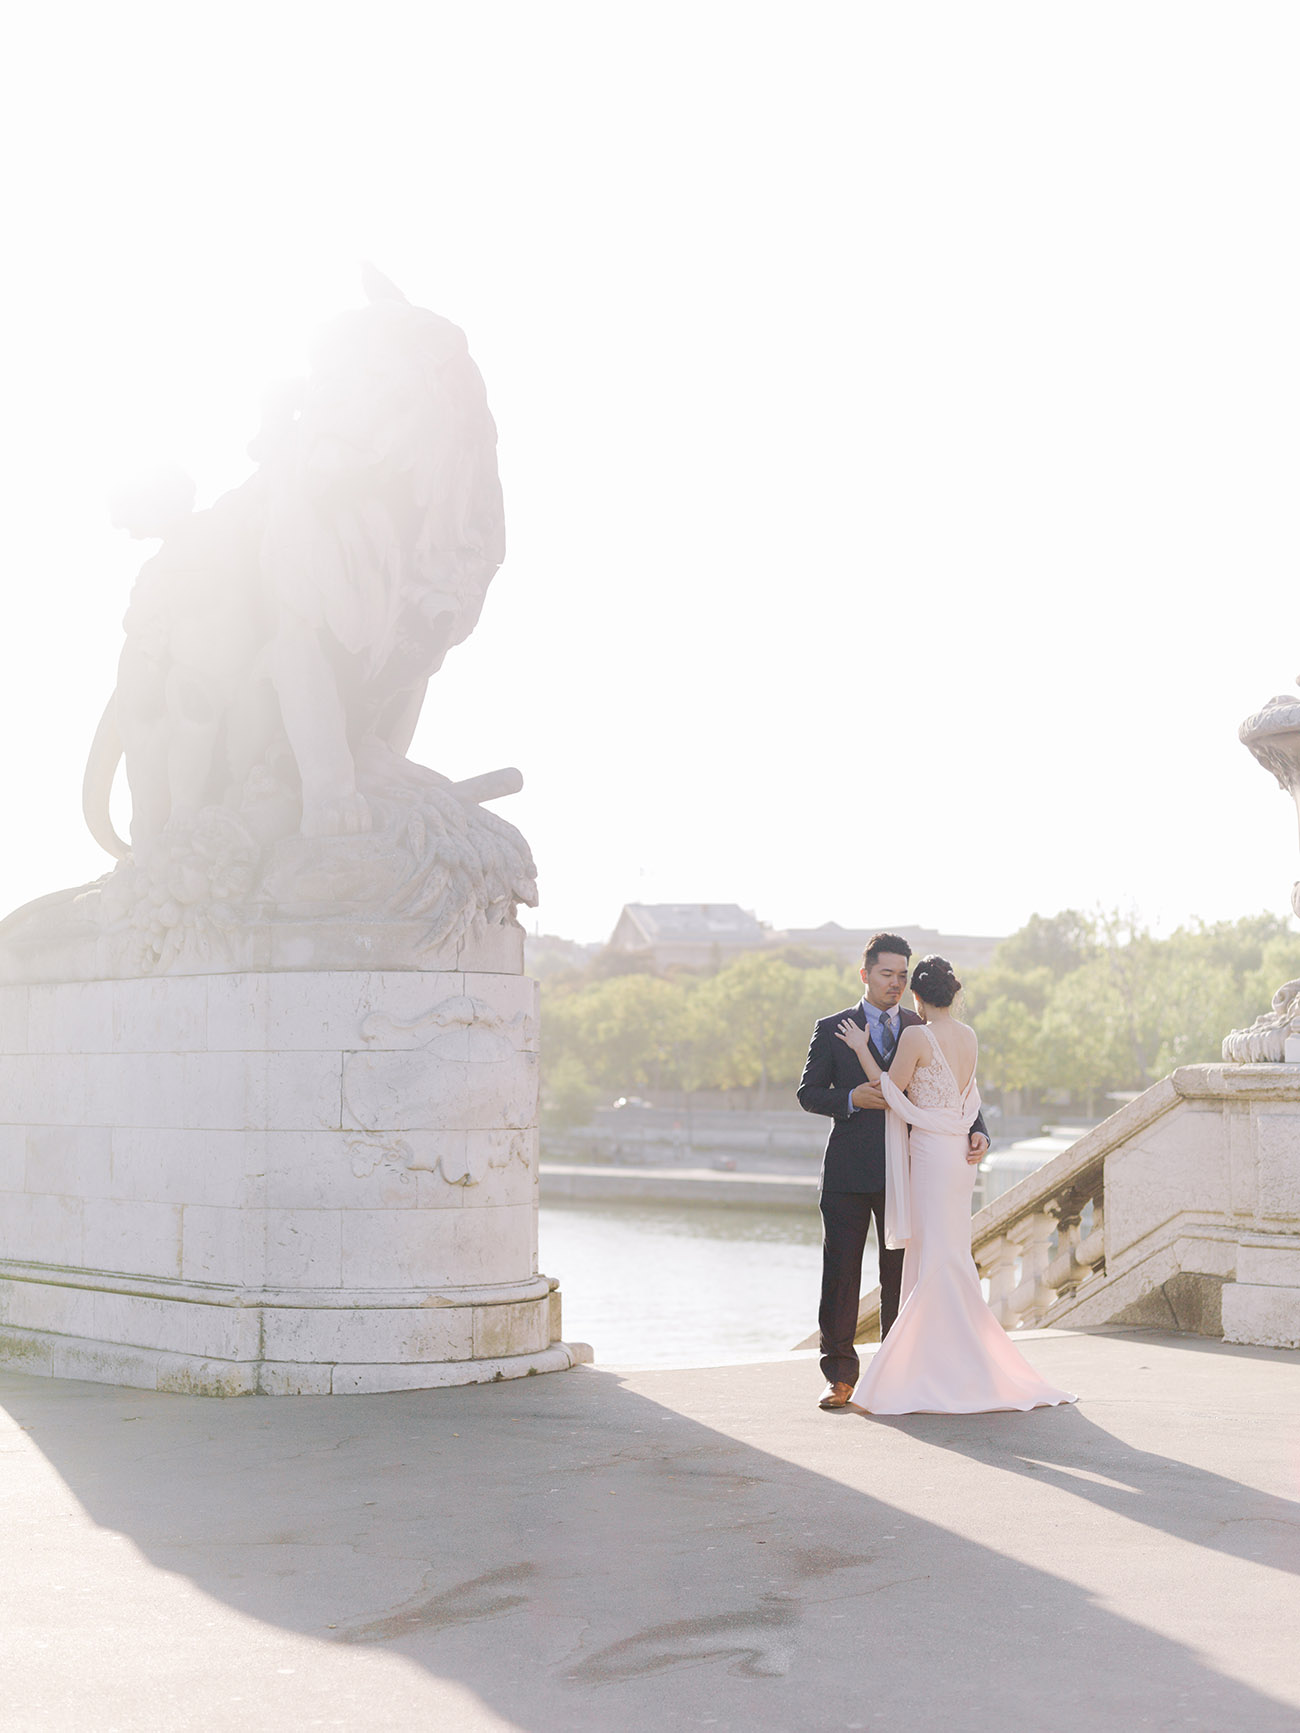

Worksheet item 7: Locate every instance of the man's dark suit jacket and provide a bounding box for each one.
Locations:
[796,1003,989,1194]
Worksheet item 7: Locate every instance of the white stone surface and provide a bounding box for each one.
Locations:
[1222,1282,1300,1349]
[0,969,584,1394]
[1036,1064,1300,1347]
[1102,1102,1231,1254]
[1235,1242,1300,1286]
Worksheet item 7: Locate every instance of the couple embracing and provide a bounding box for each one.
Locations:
[797,932,1075,1417]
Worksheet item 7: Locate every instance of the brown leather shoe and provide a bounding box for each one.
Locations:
[818,1381,855,1410]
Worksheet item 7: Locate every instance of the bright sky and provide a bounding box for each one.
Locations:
[1,2,1298,947]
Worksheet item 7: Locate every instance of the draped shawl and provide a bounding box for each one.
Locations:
[879,1068,982,1250]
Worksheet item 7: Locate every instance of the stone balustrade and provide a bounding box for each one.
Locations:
[975,1169,1104,1329]
[825,1150,1106,1346]
[826,1062,1300,1352]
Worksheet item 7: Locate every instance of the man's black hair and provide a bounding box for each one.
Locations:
[862,932,912,968]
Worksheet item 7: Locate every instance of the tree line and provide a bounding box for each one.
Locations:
[538,911,1300,1124]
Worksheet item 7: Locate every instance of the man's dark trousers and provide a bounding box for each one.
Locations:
[818,1189,904,1386]
[797,1002,987,1390]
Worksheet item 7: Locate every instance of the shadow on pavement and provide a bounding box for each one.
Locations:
[870,1400,1300,1581]
[2,1349,1297,1733]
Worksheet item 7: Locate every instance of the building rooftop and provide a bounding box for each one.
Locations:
[607,907,1003,966]
[780,920,1003,950]
[611,902,767,947]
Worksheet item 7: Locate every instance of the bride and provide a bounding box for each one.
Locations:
[836,954,1076,1416]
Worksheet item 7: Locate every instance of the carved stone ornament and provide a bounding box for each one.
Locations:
[1223,976,1300,1063]
[0,272,536,982]
[1223,679,1300,1062]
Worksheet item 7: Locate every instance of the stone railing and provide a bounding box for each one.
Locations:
[974,1159,1104,1329]
[819,1078,1188,1349]
[834,1142,1105,1345]
[798,1064,1300,1353]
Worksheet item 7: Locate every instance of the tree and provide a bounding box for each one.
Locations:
[963,963,1055,1022]
[1036,957,1135,1107]
[993,910,1096,978]
[545,972,691,1096]
[961,956,1056,1101]
[540,1054,600,1128]
[971,994,1044,1097]
[1031,913,1300,1106]
[687,952,849,1104]
[537,909,1300,1117]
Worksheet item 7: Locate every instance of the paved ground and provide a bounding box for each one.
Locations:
[2,1328,1298,1732]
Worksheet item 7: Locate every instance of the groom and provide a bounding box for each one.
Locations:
[797,932,990,1411]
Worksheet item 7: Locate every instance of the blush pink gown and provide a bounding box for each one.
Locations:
[851,1027,1077,1416]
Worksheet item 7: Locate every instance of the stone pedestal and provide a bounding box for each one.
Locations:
[1212,1065,1300,1349]
[0,968,589,1394]
[1044,1063,1300,1349]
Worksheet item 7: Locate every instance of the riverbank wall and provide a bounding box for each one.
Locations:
[541,1163,819,1208]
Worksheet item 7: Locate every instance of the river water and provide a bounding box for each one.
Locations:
[539,1201,853,1368]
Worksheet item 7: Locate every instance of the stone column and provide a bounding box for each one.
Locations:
[0,280,590,1393]
[0,950,590,1394]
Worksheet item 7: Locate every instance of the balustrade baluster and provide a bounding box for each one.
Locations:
[1006,1209,1058,1327]
[1075,1192,1104,1277]
[1045,1186,1088,1298]
[979,1236,1020,1325]
[966,1164,1104,1336]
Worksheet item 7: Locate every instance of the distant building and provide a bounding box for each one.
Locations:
[606,903,769,970]
[604,906,1003,976]
[776,922,1003,977]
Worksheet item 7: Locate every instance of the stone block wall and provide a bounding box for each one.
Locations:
[0,970,587,1394]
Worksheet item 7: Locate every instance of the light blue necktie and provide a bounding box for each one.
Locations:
[876,1009,896,1062]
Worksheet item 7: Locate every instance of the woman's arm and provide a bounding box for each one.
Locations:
[886,1026,927,1093]
[835,1018,882,1081]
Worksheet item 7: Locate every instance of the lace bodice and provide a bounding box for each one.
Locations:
[906,1027,965,1110]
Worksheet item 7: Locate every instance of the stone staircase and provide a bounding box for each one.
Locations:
[821,1062,1300,1351]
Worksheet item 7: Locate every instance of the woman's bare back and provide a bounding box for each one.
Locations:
[913,1018,978,1094]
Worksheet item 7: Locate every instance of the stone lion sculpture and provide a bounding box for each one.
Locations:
[0,273,536,982]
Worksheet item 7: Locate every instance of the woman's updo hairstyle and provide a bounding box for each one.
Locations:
[910,954,961,1008]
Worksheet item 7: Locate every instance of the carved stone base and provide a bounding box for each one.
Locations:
[1223,977,1300,1062]
[1037,1063,1300,1351]
[0,745,536,986]
[1223,1238,1300,1352]
[0,970,590,1394]
[0,1304,589,1396]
